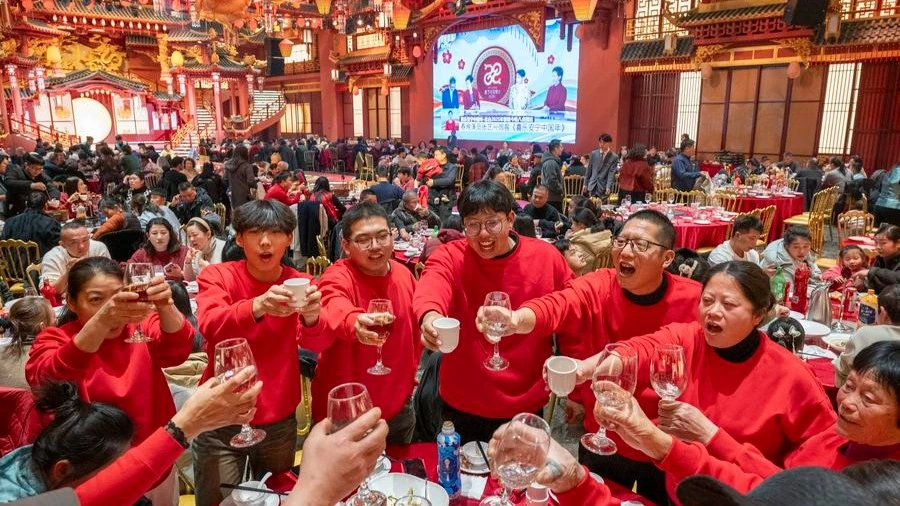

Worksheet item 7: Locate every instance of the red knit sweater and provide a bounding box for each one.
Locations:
[310,259,420,421]
[196,260,327,425]
[26,315,194,444]
[413,237,575,418]
[264,183,302,207]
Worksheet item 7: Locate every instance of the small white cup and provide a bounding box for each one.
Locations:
[547,356,578,397]
[231,481,267,506]
[283,278,311,308]
[433,317,460,353]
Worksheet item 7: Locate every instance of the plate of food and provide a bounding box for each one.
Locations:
[460,441,490,475]
[368,473,449,506]
[823,335,850,353]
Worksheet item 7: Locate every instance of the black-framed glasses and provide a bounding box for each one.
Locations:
[352,232,392,250]
[612,236,669,253]
[463,219,504,237]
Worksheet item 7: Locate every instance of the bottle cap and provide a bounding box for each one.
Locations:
[442,421,455,433]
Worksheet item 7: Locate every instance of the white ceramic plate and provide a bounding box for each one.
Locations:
[404,250,420,258]
[799,319,831,339]
[693,219,712,225]
[368,473,449,506]
[823,334,851,353]
[460,441,490,475]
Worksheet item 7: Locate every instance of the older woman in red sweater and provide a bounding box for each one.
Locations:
[617,144,655,204]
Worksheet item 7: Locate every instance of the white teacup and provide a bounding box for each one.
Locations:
[230,481,268,506]
[433,317,460,353]
[547,356,578,397]
[283,278,311,308]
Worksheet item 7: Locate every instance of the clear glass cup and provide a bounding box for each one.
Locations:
[479,413,551,506]
[214,338,266,447]
[123,263,153,343]
[650,344,687,401]
[482,291,511,371]
[365,299,394,376]
[581,343,638,455]
[328,383,387,506]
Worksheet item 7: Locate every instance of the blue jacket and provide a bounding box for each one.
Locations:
[672,153,701,191]
[0,445,46,502]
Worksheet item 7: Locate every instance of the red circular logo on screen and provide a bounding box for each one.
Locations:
[473,47,515,105]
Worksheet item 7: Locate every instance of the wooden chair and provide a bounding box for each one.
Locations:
[414,262,425,281]
[837,211,876,245]
[783,187,833,232]
[316,236,328,258]
[25,263,42,292]
[295,375,313,437]
[454,166,465,193]
[364,154,375,170]
[144,173,161,189]
[0,240,41,296]
[608,174,620,205]
[359,166,375,183]
[714,192,740,212]
[655,166,672,190]
[808,212,837,270]
[756,205,777,247]
[563,175,584,207]
[788,179,800,191]
[305,256,331,278]
[496,172,517,194]
[654,188,674,204]
[304,151,316,172]
[214,202,227,225]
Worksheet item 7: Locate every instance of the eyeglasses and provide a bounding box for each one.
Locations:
[352,232,392,250]
[463,219,504,237]
[612,236,669,253]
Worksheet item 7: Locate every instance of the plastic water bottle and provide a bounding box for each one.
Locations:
[436,421,461,499]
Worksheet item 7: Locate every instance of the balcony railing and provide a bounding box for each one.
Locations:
[284,60,321,75]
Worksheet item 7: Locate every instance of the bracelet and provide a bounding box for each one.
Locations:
[165,420,190,449]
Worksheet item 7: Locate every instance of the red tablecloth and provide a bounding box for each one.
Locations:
[807,357,838,407]
[673,219,730,249]
[735,194,804,241]
[699,162,723,178]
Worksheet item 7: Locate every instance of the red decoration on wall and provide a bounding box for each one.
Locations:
[441,50,452,64]
[457,59,465,70]
[547,55,555,65]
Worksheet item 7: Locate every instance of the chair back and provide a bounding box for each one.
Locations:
[754,205,776,242]
[0,240,41,288]
[455,166,465,192]
[496,172,516,193]
[25,263,41,291]
[655,166,672,189]
[305,256,332,278]
[316,236,328,258]
[144,173,161,189]
[788,179,800,191]
[414,262,425,281]
[563,175,584,208]
[304,151,316,171]
[96,229,146,262]
[365,154,375,170]
[714,191,740,212]
[654,188,674,203]
[837,211,875,244]
[214,202,227,225]
[808,212,827,255]
[608,173,620,205]
[359,166,375,182]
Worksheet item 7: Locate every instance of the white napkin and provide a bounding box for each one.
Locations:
[803,345,837,360]
[461,474,488,500]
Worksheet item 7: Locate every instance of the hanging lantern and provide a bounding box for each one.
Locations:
[787,61,802,79]
[411,45,422,59]
[46,45,61,65]
[393,2,410,29]
[380,84,388,96]
[383,62,391,76]
[570,0,599,22]
[700,62,713,80]
[574,24,584,39]
[663,33,677,56]
[170,50,184,68]
[315,0,331,15]
[278,38,294,57]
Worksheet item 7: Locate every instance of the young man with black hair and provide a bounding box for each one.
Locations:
[370,165,405,208]
[173,182,214,224]
[585,134,618,199]
[414,180,575,444]
[540,139,565,211]
[708,215,765,266]
[312,203,420,443]
[193,200,324,506]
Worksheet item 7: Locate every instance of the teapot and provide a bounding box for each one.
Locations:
[806,281,832,328]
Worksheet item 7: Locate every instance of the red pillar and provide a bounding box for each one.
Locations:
[408,55,434,145]
[238,77,250,118]
[212,72,223,142]
[318,30,343,141]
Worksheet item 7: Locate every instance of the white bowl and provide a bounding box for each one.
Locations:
[460,441,487,468]
[798,319,831,339]
[368,473,449,506]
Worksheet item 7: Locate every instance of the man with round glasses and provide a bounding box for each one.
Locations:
[312,202,419,443]
[481,209,702,504]
[413,180,576,444]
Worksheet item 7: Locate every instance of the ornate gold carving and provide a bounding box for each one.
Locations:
[157,33,169,74]
[184,45,203,63]
[0,38,17,58]
[42,34,127,73]
[827,0,842,14]
[691,43,727,68]
[509,9,546,52]
[774,38,812,67]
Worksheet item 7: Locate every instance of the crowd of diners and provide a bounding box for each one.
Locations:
[0,131,898,506]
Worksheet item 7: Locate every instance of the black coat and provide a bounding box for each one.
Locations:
[0,208,61,255]
[4,166,60,218]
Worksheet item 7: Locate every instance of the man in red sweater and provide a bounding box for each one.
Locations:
[193,200,324,506]
[264,172,305,206]
[310,202,420,443]
[414,180,576,444]
[482,209,701,504]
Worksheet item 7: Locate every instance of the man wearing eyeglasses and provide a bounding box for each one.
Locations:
[310,202,419,444]
[414,180,576,444]
[479,209,701,505]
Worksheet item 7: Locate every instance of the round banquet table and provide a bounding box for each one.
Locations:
[673,218,731,250]
[735,193,804,241]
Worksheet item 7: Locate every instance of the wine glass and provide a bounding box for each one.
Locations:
[667,191,675,206]
[479,413,551,506]
[645,192,653,204]
[365,299,394,376]
[328,383,387,506]
[650,344,687,401]
[624,194,632,208]
[482,291,511,372]
[832,286,855,333]
[123,263,153,344]
[581,343,638,455]
[214,338,266,447]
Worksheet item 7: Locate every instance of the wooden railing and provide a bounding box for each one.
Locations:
[9,117,79,148]
[170,117,196,148]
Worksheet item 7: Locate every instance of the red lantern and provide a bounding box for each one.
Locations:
[574,24,584,39]
[571,0,599,22]
[412,45,422,59]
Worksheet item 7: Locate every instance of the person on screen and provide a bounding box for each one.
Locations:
[508,69,531,111]
[543,66,567,112]
[442,77,460,109]
[444,110,458,133]
[462,75,480,110]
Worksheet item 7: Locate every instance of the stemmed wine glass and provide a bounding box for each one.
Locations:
[667,191,676,206]
[650,344,687,401]
[214,338,266,447]
[581,343,638,455]
[482,291,511,372]
[479,413,551,506]
[124,263,153,343]
[832,284,855,333]
[644,192,652,205]
[365,299,394,376]
[328,383,387,506]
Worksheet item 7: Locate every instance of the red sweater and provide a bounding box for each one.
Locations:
[523,270,701,438]
[310,259,420,421]
[196,261,326,425]
[556,466,620,506]
[544,83,567,112]
[659,427,900,494]
[127,246,189,282]
[264,184,302,207]
[25,315,194,444]
[626,322,837,496]
[413,236,575,418]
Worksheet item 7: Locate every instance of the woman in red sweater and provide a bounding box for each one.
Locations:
[25,256,193,504]
[312,203,420,443]
[617,144,654,204]
[127,217,189,282]
[574,261,836,500]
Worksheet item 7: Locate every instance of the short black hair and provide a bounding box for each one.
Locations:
[449,77,456,84]
[375,164,390,178]
[458,180,515,219]
[233,200,296,234]
[876,224,900,241]
[61,220,88,233]
[599,133,612,143]
[28,191,48,210]
[359,189,376,201]
[548,139,562,152]
[465,74,474,83]
[513,214,536,238]
[624,209,676,250]
[878,284,900,324]
[852,340,900,425]
[679,139,695,152]
[783,226,812,245]
[150,188,167,199]
[99,196,121,210]
[732,215,764,235]
[572,208,599,229]
[177,182,194,192]
[397,166,412,176]
[273,172,293,184]
[341,202,391,240]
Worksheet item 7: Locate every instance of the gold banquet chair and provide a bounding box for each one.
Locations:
[0,240,41,296]
[305,256,332,278]
[563,174,585,209]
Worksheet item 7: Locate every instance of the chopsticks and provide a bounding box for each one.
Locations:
[220,483,289,497]
[475,441,490,469]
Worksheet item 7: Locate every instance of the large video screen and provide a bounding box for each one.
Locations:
[432,19,579,144]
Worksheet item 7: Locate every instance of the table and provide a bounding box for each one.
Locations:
[699,162,723,178]
[673,218,730,250]
[735,194,804,241]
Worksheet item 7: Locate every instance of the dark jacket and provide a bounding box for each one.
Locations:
[174,188,215,224]
[540,152,564,202]
[0,208,61,255]
[4,166,59,218]
[160,169,187,201]
[427,162,457,203]
[523,203,564,238]
[224,157,256,209]
[585,149,618,196]
[391,205,441,234]
[866,254,900,295]
[672,153,701,191]
[278,144,297,172]
[192,173,226,204]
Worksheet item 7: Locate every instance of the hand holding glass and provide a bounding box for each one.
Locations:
[124,263,153,343]
[650,344,687,401]
[581,343,637,456]
[479,413,551,506]
[214,338,266,447]
[365,299,394,376]
[328,383,387,506]
[482,292,511,372]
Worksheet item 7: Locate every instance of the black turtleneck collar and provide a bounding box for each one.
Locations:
[714,329,761,363]
[492,233,520,260]
[623,273,669,306]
